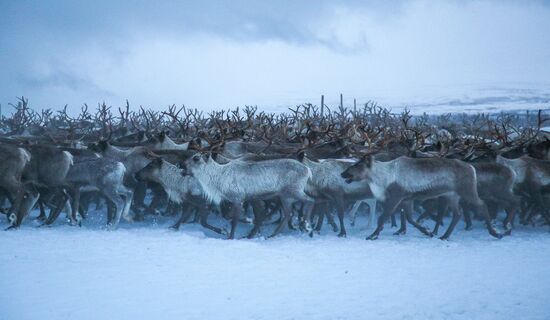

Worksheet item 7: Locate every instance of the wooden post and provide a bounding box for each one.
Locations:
[353,98,357,116]
[321,95,325,117]
[340,93,343,109]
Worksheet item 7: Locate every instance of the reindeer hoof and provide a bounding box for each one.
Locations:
[393,229,406,236]
[366,234,378,240]
[464,225,473,231]
[439,236,449,241]
[338,232,347,238]
[220,228,229,236]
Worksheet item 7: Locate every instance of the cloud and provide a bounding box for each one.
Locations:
[0,0,549,113]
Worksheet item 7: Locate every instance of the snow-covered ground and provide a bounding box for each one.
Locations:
[1,210,550,320]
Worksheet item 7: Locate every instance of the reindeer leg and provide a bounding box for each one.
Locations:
[121,189,134,222]
[366,199,377,229]
[440,197,461,240]
[36,201,47,221]
[247,200,266,239]
[393,209,407,235]
[314,210,325,232]
[367,198,400,240]
[348,201,362,227]
[199,206,225,235]
[478,202,503,239]
[462,208,473,230]
[228,202,242,239]
[44,190,68,225]
[269,199,293,238]
[170,203,191,230]
[325,210,339,233]
[503,197,520,233]
[433,209,445,235]
[404,204,433,237]
[334,198,347,237]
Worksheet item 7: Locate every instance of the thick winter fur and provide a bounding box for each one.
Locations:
[185,155,312,205]
[135,158,225,235]
[497,155,550,222]
[301,157,374,236]
[9,145,74,227]
[342,156,502,240]
[183,154,313,238]
[135,158,202,204]
[0,144,38,228]
[58,156,133,229]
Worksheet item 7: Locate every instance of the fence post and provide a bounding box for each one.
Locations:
[320,95,324,118]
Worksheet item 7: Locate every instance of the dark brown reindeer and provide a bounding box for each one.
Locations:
[0,144,40,229]
[341,156,503,240]
[8,145,74,228]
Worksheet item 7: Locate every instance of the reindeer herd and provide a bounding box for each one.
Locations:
[1,98,549,240]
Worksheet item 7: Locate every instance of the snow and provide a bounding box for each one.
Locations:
[1,212,550,320]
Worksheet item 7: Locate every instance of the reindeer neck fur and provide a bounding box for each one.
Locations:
[190,159,227,205]
[304,157,349,189]
[367,160,398,201]
[156,162,190,203]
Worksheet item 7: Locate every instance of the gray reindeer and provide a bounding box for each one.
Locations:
[341,156,503,240]
[181,153,314,239]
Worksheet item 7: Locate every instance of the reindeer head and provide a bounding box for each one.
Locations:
[135,157,163,183]
[87,140,109,153]
[340,155,374,184]
[180,153,208,177]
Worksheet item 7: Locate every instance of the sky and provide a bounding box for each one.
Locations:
[1,0,550,114]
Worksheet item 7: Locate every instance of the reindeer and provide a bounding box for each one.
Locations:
[0,144,40,229]
[134,157,225,235]
[181,153,314,239]
[496,155,550,224]
[44,156,133,229]
[89,140,164,219]
[341,156,503,240]
[299,155,376,237]
[7,145,74,228]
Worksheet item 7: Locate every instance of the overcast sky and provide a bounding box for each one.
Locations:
[1,0,549,113]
